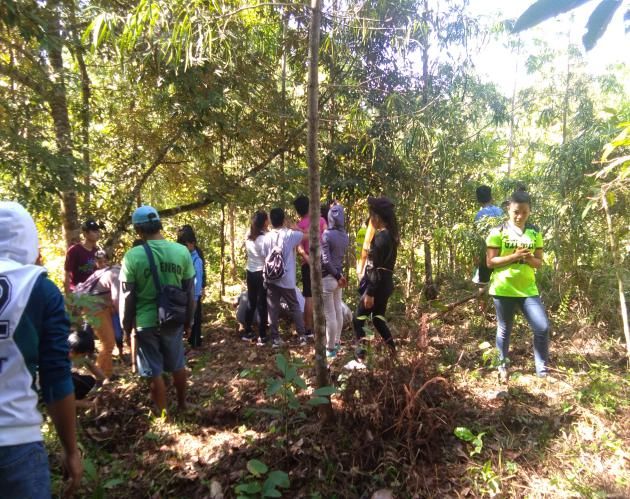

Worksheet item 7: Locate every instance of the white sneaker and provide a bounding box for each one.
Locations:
[272,338,284,348]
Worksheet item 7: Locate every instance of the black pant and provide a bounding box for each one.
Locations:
[189,297,203,347]
[353,274,395,347]
[72,372,96,400]
[245,270,267,338]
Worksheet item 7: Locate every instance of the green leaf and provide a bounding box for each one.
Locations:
[307,396,330,406]
[83,458,97,482]
[275,354,288,375]
[454,426,475,442]
[583,0,622,51]
[513,0,592,32]
[266,470,290,488]
[247,459,268,477]
[261,485,282,498]
[356,315,369,320]
[257,408,282,417]
[235,481,262,494]
[293,376,307,390]
[285,366,297,382]
[266,379,282,396]
[313,386,337,396]
[103,478,125,489]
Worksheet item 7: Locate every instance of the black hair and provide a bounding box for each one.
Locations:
[132,238,144,247]
[69,324,95,355]
[249,210,268,240]
[320,204,330,223]
[177,225,197,245]
[476,185,492,204]
[133,220,162,236]
[293,195,309,217]
[509,189,531,206]
[270,207,285,228]
[368,203,400,246]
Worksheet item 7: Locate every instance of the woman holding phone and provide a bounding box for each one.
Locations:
[486,189,549,381]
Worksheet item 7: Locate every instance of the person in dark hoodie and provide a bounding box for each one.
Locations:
[0,202,82,497]
[353,196,399,357]
[321,203,349,358]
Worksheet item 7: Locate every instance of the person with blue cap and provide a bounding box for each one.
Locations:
[119,206,196,415]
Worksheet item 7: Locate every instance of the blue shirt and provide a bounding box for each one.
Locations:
[191,249,203,300]
[475,205,504,222]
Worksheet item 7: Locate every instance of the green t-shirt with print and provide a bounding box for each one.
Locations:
[486,223,543,298]
[120,239,195,329]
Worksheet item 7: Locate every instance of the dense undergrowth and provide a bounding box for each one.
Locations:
[44,289,629,498]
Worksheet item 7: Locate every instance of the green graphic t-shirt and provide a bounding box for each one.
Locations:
[120,240,195,329]
[486,222,543,298]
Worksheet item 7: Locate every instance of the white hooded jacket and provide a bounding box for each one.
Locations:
[0,202,47,446]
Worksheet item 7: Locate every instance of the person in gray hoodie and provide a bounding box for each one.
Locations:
[321,203,350,357]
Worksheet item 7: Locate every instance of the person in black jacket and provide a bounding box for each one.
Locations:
[353,196,399,357]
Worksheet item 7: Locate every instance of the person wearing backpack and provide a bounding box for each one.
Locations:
[119,206,196,415]
[486,190,549,382]
[262,207,309,348]
[73,249,120,378]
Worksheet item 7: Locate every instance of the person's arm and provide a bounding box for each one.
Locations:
[321,232,338,279]
[182,278,195,335]
[37,278,82,496]
[486,247,531,268]
[523,248,543,269]
[193,255,203,299]
[86,359,106,381]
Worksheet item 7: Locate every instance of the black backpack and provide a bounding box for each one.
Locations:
[263,231,286,283]
[143,244,188,327]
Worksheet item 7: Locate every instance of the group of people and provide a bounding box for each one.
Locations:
[241,195,400,360]
[0,184,551,496]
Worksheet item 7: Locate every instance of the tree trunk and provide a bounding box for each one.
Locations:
[68,0,91,211]
[423,239,437,301]
[220,204,226,296]
[47,4,80,246]
[229,204,237,280]
[602,192,630,362]
[306,0,331,405]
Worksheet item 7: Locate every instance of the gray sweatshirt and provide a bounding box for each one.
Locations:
[321,204,349,279]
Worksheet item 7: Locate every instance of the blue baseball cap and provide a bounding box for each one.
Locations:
[132,205,160,224]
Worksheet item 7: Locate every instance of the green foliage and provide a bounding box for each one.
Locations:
[454,426,486,457]
[575,362,630,414]
[514,0,624,51]
[234,459,290,499]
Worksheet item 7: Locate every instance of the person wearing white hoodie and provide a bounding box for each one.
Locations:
[0,202,82,497]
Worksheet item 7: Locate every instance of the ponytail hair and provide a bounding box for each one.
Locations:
[249,210,268,240]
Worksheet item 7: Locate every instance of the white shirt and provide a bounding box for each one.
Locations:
[246,234,266,272]
[261,228,304,289]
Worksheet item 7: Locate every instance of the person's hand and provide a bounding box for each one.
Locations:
[62,448,83,497]
[338,276,348,288]
[184,327,192,339]
[363,294,374,309]
[513,247,531,262]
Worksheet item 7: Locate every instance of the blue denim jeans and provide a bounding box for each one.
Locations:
[0,441,51,498]
[493,295,549,376]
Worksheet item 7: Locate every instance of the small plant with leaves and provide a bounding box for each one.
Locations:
[263,354,336,438]
[454,426,486,457]
[478,342,502,369]
[234,459,290,498]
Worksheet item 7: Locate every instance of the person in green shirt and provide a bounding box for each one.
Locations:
[486,189,549,381]
[119,206,196,415]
